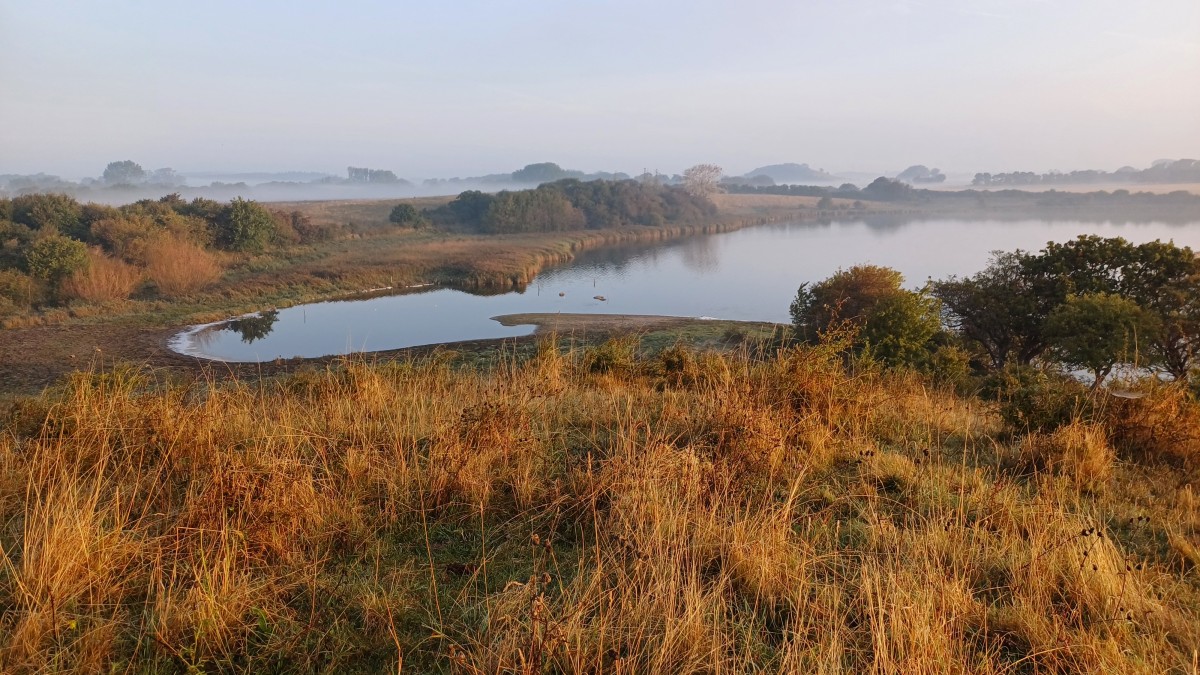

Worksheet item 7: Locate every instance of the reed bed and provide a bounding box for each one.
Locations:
[0,341,1198,673]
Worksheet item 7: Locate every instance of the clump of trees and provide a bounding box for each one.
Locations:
[930,235,1200,386]
[0,192,338,316]
[425,179,717,233]
[792,235,1200,388]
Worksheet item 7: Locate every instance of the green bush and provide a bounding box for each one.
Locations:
[24,235,89,284]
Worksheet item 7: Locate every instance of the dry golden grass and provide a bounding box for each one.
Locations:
[143,235,223,297]
[0,343,1198,673]
[60,248,143,302]
[1019,421,1115,492]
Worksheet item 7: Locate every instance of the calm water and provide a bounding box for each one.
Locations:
[172,216,1200,361]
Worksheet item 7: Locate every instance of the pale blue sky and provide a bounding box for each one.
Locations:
[2,1,1197,179]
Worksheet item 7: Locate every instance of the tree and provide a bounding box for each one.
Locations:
[214,198,275,252]
[389,203,425,227]
[102,160,146,185]
[482,188,585,234]
[25,235,89,285]
[1044,293,1159,389]
[816,196,834,210]
[862,177,914,201]
[682,164,723,197]
[791,265,941,367]
[511,162,573,184]
[931,251,1055,369]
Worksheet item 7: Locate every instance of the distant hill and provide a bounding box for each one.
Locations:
[743,163,838,183]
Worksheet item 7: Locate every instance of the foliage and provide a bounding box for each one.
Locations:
[861,177,916,201]
[387,203,424,227]
[791,265,942,368]
[511,162,575,184]
[931,251,1055,369]
[981,364,1094,433]
[1044,293,1159,387]
[483,188,586,234]
[936,236,1200,382]
[24,235,89,284]
[10,193,84,235]
[213,197,276,252]
[427,179,717,232]
[102,160,146,185]
[0,269,40,315]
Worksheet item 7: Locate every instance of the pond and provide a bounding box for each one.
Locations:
[172,215,1200,361]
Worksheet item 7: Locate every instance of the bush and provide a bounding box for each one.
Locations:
[0,269,41,316]
[60,248,142,302]
[388,203,426,227]
[10,193,83,235]
[144,236,222,296]
[983,364,1094,433]
[25,235,89,284]
[213,198,275,252]
[791,265,941,368]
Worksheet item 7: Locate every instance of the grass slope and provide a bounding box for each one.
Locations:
[1,337,1198,673]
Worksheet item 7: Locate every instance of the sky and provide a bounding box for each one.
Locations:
[2,0,1198,180]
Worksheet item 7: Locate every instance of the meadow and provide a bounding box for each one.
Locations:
[1,334,1198,673]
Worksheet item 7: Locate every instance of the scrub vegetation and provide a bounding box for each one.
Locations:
[2,331,1199,673]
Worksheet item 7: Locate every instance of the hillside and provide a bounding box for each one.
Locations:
[1,337,1197,672]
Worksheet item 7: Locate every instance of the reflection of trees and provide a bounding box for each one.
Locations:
[223,310,280,343]
[678,235,718,274]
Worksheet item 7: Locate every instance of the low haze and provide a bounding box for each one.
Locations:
[2,0,1198,180]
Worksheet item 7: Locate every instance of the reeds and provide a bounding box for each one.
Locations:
[0,343,1197,673]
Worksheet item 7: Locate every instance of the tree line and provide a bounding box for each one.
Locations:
[791,235,1200,388]
[424,179,718,233]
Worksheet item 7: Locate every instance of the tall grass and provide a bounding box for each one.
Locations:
[0,343,1198,673]
[60,247,143,302]
[143,235,222,297]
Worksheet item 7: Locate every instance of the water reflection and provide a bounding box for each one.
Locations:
[173,216,1200,362]
[679,236,719,274]
[224,310,280,343]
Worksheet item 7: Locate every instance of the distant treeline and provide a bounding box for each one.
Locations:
[973,159,1200,187]
[727,177,1200,207]
[425,179,718,233]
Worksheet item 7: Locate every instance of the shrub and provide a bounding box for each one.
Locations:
[0,269,41,316]
[144,235,222,297]
[10,193,83,234]
[388,203,426,227]
[90,215,159,263]
[24,235,89,284]
[61,248,142,302]
[983,364,1094,433]
[213,198,275,252]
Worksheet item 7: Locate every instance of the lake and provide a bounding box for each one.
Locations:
[172,216,1200,361]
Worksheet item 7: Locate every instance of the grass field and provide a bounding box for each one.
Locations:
[1,337,1198,673]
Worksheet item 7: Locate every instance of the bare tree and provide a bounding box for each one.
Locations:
[682,163,723,196]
